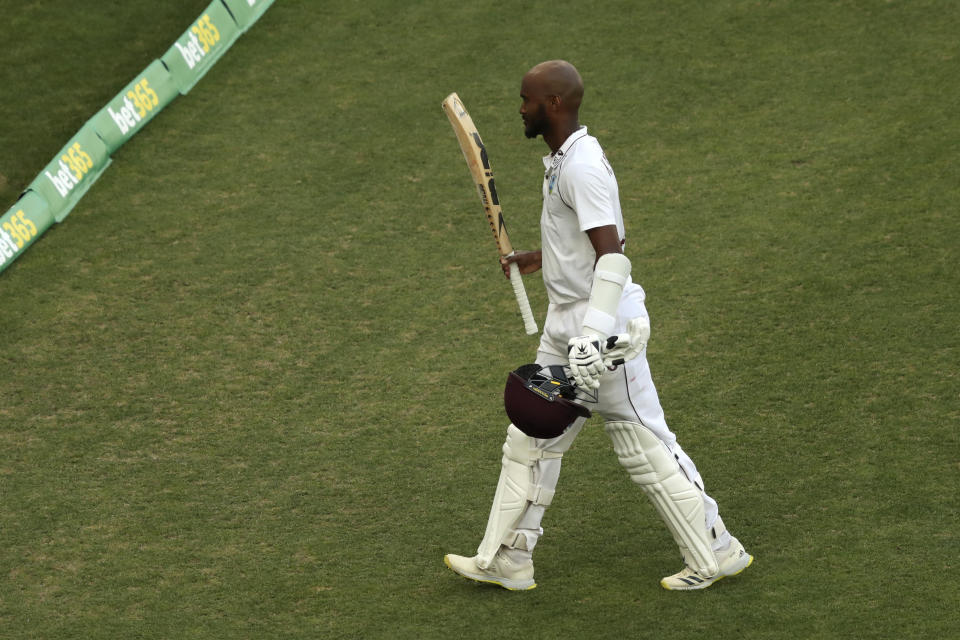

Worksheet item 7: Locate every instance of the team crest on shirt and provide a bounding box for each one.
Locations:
[548,173,557,194]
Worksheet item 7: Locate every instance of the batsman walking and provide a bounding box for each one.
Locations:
[444,60,753,591]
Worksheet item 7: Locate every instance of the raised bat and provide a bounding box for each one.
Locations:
[442,92,538,335]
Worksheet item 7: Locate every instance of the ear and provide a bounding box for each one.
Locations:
[548,95,561,110]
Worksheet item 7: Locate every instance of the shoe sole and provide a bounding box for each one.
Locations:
[661,553,754,591]
[443,555,537,591]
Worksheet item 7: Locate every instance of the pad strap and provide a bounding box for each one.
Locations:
[527,484,555,507]
[596,268,628,287]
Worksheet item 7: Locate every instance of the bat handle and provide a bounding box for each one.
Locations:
[508,261,538,335]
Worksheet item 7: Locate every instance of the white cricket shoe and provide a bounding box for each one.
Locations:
[660,537,753,591]
[443,551,537,591]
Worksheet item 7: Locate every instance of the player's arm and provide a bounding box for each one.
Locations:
[586,224,623,262]
[500,249,542,278]
[568,225,649,391]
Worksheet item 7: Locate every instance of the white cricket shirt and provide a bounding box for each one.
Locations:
[540,127,625,304]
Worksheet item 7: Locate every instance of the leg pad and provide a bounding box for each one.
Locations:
[605,420,719,576]
[475,425,562,568]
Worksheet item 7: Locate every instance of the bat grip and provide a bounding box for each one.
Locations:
[508,261,538,335]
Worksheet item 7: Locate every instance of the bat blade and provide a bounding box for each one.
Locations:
[442,92,537,335]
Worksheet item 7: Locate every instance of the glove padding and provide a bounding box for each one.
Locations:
[602,316,651,368]
[567,335,604,391]
[568,317,651,392]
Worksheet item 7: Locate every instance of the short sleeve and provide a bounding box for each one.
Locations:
[557,161,617,232]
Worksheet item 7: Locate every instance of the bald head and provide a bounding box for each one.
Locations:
[519,60,584,151]
[524,60,584,112]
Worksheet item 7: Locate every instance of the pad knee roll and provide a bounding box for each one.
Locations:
[605,420,719,576]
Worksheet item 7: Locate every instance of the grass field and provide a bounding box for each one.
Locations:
[1,1,957,638]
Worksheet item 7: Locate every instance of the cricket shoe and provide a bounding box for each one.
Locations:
[660,537,753,591]
[443,550,536,591]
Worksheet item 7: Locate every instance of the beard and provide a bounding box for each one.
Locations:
[523,104,547,139]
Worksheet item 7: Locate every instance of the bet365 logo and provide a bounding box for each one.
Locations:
[175,14,222,70]
[44,143,94,198]
[108,78,160,135]
[0,210,39,265]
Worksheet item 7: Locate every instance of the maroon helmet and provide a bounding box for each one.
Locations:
[504,364,592,439]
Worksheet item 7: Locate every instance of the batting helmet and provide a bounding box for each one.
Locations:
[504,364,592,439]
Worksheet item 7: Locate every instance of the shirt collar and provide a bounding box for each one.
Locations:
[542,126,588,170]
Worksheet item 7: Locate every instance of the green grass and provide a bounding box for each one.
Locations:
[1,0,958,638]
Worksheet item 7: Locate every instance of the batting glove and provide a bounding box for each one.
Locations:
[602,316,651,368]
[568,334,605,391]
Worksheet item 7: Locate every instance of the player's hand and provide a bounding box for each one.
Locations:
[568,334,605,391]
[501,250,543,278]
[602,316,651,368]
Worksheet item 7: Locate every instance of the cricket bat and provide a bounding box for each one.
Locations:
[442,92,538,335]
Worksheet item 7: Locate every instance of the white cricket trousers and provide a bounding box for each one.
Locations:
[509,283,726,554]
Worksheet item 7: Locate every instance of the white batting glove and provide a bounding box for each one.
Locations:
[568,334,605,391]
[602,316,651,368]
